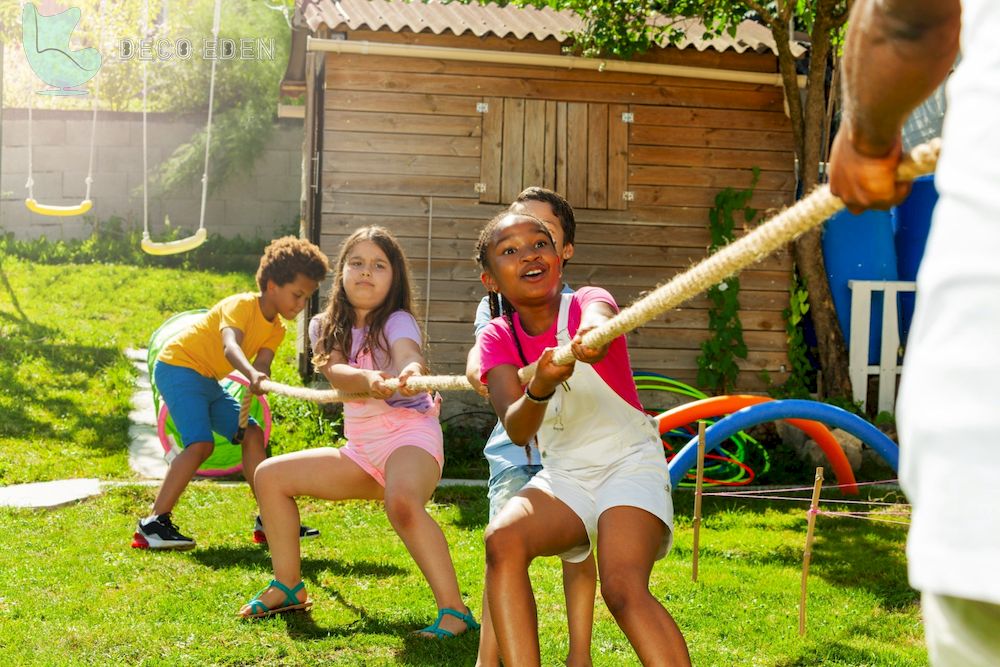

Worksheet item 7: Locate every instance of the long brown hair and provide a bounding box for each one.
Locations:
[313,226,419,368]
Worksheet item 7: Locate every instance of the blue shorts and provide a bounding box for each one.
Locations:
[153,361,257,447]
[487,464,543,520]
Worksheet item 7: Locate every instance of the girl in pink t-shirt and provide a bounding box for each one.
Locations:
[475,212,690,665]
[238,226,478,640]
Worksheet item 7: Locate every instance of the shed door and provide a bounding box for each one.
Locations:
[479,98,628,211]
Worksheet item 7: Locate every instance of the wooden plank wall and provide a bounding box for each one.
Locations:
[320,37,796,391]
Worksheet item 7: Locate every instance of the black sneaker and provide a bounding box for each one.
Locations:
[253,515,320,544]
[131,513,196,551]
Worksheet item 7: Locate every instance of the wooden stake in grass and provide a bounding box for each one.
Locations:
[692,421,707,582]
[799,466,825,636]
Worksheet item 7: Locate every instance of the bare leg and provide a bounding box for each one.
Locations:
[382,447,472,636]
[239,425,266,498]
[479,532,596,667]
[475,584,500,667]
[563,553,596,667]
[479,534,596,666]
[486,489,589,667]
[238,447,382,616]
[596,507,690,666]
[151,440,213,515]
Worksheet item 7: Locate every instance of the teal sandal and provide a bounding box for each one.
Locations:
[417,607,481,638]
[239,579,312,620]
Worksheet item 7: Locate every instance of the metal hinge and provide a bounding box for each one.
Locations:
[310,153,320,192]
[621,112,634,123]
[622,191,635,201]
[477,102,489,113]
[474,182,487,193]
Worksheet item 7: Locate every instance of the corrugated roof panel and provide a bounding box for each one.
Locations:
[324,0,583,42]
[298,0,802,57]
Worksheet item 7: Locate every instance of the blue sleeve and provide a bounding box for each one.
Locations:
[473,295,492,339]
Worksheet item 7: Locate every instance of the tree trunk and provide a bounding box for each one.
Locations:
[775,15,853,399]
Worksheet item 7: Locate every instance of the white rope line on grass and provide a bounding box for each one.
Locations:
[704,492,910,508]
[814,510,911,526]
[259,140,940,404]
[704,479,900,496]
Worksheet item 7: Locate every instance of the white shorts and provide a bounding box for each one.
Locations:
[524,443,673,563]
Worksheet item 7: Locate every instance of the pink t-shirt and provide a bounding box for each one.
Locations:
[309,310,431,412]
[478,287,642,411]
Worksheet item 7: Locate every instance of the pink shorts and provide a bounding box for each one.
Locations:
[341,400,444,487]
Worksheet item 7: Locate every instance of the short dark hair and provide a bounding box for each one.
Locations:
[255,236,329,291]
[512,187,576,246]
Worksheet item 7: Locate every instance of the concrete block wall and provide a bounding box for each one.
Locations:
[0,109,303,241]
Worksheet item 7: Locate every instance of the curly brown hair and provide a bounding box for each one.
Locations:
[313,226,420,368]
[255,236,330,291]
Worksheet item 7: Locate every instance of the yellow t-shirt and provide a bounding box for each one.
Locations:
[158,293,286,379]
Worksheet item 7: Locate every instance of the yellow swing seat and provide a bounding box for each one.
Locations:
[25,198,93,217]
[141,227,208,256]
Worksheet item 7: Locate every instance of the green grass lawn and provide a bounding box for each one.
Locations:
[0,485,925,666]
[0,255,926,665]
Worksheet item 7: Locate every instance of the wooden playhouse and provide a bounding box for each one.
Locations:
[281,0,801,398]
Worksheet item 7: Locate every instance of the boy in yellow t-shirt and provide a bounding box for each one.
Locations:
[132,237,329,551]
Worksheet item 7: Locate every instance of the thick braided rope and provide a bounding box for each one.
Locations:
[237,390,253,430]
[261,139,940,404]
[259,374,472,404]
[518,139,940,380]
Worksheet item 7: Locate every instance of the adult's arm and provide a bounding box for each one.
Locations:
[829,0,961,211]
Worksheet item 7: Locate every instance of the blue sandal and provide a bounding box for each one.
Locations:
[417,607,481,638]
[239,579,312,619]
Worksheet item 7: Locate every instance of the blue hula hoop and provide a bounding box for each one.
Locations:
[667,399,900,488]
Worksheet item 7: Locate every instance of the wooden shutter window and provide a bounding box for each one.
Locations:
[480,97,629,210]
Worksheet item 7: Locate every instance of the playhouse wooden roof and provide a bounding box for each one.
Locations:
[296,0,805,57]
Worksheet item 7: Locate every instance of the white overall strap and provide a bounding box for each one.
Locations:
[556,293,574,346]
[537,292,664,470]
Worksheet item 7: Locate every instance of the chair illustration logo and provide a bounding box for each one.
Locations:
[21,2,102,96]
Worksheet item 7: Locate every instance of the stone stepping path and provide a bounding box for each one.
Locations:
[124,347,169,480]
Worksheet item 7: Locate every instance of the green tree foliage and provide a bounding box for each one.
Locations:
[142,0,293,197]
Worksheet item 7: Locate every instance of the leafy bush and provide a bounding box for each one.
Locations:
[696,170,757,394]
